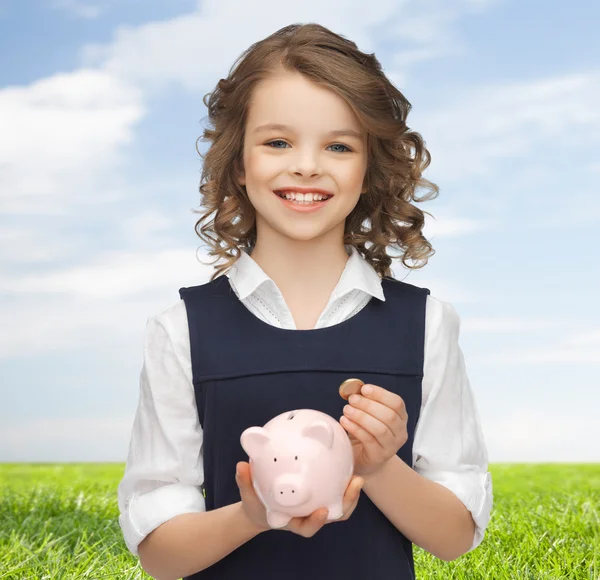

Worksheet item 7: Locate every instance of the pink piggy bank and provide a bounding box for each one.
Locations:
[240,409,354,529]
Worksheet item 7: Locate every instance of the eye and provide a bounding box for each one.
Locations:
[329,143,352,153]
[274,457,277,462]
[265,140,287,149]
[265,140,352,153]
[295,456,298,460]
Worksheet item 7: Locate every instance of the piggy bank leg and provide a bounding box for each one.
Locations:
[326,502,344,521]
[267,510,292,529]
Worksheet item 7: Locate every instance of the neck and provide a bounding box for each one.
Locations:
[248,232,351,300]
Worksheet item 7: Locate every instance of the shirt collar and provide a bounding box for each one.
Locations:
[227,245,386,303]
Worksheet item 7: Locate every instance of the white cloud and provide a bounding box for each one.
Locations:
[0,416,134,462]
[528,189,600,228]
[0,68,145,214]
[482,328,600,364]
[0,226,73,264]
[77,0,495,93]
[0,246,218,358]
[484,409,599,462]
[423,212,495,239]
[50,0,106,20]
[119,209,177,247]
[0,293,150,359]
[0,248,210,297]
[461,316,572,332]
[417,72,600,182]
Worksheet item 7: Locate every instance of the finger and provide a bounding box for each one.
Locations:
[340,414,383,452]
[347,395,403,441]
[337,476,364,522]
[235,461,247,483]
[346,430,360,445]
[343,424,360,443]
[343,403,396,448]
[234,461,242,484]
[360,384,407,420]
[352,476,364,500]
[344,476,363,508]
[235,462,255,494]
[339,378,364,400]
[345,481,363,516]
[288,508,328,537]
[339,413,364,444]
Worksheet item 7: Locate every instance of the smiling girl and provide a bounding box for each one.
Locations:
[117,22,493,580]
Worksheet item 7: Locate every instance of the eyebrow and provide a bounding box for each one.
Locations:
[252,123,363,140]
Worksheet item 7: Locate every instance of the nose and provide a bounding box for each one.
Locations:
[272,475,308,507]
[291,153,322,179]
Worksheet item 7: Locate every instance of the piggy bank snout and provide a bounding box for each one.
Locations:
[272,473,309,507]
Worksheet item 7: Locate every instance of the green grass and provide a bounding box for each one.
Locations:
[0,463,598,579]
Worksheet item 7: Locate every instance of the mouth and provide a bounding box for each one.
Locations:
[273,190,334,204]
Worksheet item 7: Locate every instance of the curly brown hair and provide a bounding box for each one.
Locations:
[193,22,438,281]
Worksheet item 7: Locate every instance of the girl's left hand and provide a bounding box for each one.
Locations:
[339,384,408,477]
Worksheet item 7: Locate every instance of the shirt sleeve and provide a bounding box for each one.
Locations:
[117,307,206,556]
[412,296,493,552]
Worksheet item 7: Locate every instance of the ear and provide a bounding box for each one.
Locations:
[301,420,334,449]
[240,427,270,458]
[235,159,246,187]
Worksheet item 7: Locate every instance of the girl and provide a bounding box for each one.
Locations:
[117,22,492,580]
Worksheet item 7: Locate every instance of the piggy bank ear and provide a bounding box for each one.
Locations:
[301,420,334,449]
[240,427,271,458]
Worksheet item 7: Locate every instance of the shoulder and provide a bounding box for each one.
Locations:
[424,294,462,340]
[147,276,228,339]
[383,278,459,316]
[147,299,189,338]
[178,275,227,298]
[383,278,460,326]
[382,278,460,336]
[382,276,429,296]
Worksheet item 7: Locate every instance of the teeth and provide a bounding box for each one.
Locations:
[278,191,330,202]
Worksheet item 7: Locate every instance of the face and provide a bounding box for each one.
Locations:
[237,70,368,249]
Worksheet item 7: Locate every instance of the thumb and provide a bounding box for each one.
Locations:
[236,461,250,485]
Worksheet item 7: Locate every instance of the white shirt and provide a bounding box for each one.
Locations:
[118,245,493,557]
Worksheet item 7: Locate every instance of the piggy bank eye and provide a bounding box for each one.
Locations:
[273,457,277,462]
[295,456,298,460]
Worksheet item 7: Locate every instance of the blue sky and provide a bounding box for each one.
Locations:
[1,0,598,463]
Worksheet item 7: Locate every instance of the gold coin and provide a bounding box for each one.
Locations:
[339,378,364,400]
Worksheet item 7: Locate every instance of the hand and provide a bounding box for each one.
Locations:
[339,384,408,477]
[235,461,363,538]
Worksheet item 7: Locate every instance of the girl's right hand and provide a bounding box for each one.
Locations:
[235,461,363,538]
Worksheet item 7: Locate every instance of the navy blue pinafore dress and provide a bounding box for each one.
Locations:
[178,274,430,580]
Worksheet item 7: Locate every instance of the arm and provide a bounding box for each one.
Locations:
[119,307,252,577]
[364,297,492,561]
[361,455,475,561]
[138,502,263,580]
